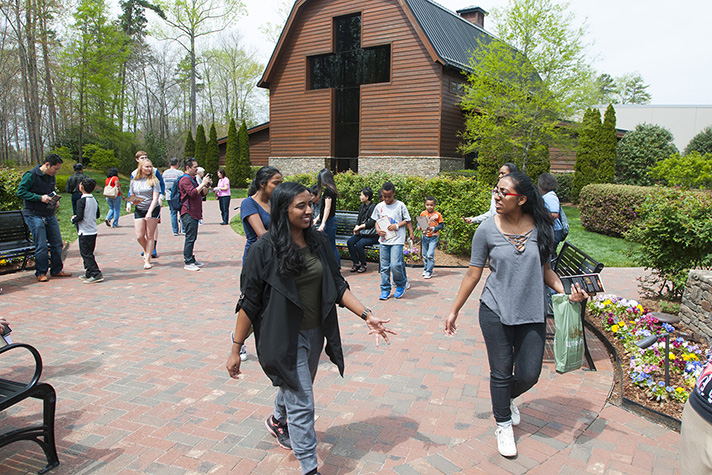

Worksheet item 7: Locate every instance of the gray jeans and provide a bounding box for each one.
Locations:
[273,327,324,474]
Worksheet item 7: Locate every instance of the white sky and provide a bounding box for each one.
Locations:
[234,0,712,105]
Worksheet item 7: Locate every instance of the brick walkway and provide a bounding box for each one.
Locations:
[0,201,679,474]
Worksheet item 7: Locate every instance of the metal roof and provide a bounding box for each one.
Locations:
[404,0,494,73]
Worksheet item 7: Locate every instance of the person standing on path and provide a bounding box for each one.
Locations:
[65,163,86,215]
[162,158,183,235]
[444,171,588,458]
[214,168,231,225]
[129,159,161,270]
[226,182,396,475]
[241,166,282,264]
[16,153,72,282]
[71,177,103,283]
[179,158,211,271]
[312,168,340,267]
[127,150,165,257]
[104,167,122,228]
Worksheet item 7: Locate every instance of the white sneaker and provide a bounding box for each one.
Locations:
[422,270,427,276]
[184,263,201,271]
[405,282,411,290]
[495,425,517,457]
[423,272,432,279]
[194,261,205,267]
[510,399,520,426]
[239,345,247,361]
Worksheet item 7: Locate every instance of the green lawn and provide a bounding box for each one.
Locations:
[562,205,640,267]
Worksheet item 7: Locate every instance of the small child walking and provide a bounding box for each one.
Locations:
[71,177,104,283]
[418,196,444,279]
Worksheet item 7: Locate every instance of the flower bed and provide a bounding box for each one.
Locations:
[588,294,707,418]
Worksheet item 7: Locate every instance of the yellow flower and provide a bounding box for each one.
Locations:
[676,387,686,394]
[0,259,6,265]
[611,325,619,332]
[669,352,676,360]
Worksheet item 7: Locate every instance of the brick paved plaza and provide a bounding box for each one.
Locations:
[0,201,681,474]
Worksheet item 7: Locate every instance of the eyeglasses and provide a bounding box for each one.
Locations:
[492,187,524,198]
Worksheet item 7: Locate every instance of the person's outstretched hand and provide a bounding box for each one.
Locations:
[365,314,396,346]
[444,311,459,336]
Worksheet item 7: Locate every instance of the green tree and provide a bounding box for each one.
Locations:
[194,124,206,167]
[617,73,652,104]
[684,126,712,155]
[224,118,240,186]
[599,104,617,183]
[237,120,251,186]
[650,152,712,189]
[572,108,601,201]
[595,74,618,105]
[205,123,219,178]
[615,124,678,186]
[184,129,195,158]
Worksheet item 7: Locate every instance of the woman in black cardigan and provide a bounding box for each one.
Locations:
[226,182,395,475]
[347,186,378,273]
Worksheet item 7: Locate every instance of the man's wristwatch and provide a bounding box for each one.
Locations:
[360,308,372,321]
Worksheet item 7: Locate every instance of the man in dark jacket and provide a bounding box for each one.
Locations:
[64,163,86,214]
[16,154,72,282]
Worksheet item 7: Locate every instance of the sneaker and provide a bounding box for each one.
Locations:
[422,270,427,276]
[104,219,110,227]
[495,424,517,457]
[173,233,179,236]
[405,282,411,290]
[194,261,205,267]
[423,272,432,279]
[510,399,520,426]
[239,345,247,361]
[84,275,104,284]
[379,291,390,300]
[152,250,158,258]
[265,415,292,450]
[78,275,90,282]
[184,263,201,271]
[394,286,406,299]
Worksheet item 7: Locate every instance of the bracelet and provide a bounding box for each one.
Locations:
[360,308,372,321]
[230,331,243,346]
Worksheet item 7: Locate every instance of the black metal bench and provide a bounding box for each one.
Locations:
[548,241,604,371]
[0,343,59,473]
[334,210,379,256]
[0,211,36,272]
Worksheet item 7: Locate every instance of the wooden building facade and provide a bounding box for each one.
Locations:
[254,0,495,177]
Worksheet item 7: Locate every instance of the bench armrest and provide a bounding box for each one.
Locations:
[0,343,43,392]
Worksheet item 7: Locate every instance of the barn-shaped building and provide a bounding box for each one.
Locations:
[250,0,495,177]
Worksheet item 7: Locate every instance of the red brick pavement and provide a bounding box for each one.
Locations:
[0,201,679,474]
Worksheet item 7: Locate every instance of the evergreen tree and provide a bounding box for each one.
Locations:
[184,129,195,158]
[194,124,207,167]
[599,104,617,183]
[685,126,712,156]
[616,124,678,185]
[224,118,240,186]
[205,123,219,178]
[572,108,601,201]
[237,120,251,187]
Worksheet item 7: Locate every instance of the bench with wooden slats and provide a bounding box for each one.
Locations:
[334,210,379,254]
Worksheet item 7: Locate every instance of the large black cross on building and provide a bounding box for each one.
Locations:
[309,13,391,172]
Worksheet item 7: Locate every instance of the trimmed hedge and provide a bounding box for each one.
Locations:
[0,168,24,211]
[578,183,654,237]
[553,172,573,203]
[284,170,492,255]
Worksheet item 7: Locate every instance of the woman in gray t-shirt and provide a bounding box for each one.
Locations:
[444,171,588,458]
[128,158,161,269]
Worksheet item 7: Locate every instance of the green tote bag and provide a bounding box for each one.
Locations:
[552,293,584,373]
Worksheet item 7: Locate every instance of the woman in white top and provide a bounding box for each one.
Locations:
[129,158,161,269]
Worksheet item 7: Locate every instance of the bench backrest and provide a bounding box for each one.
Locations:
[0,211,31,244]
[335,211,358,236]
[554,241,604,276]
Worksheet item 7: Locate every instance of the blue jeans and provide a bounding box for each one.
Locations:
[346,234,379,266]
[380,244,406,293]
[181,214,199,264]
[169,207,180,234]
[421,235,438,274]
[478,303,545,423]
[273,327,323,474]
[105,196,121,227]
[322,216,340,267]
[23,212,64,277]
[218,195,230,225]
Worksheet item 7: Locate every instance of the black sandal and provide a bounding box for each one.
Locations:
[349,265,360,272]
[357,265,367,273]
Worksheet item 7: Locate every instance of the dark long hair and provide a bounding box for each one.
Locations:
[269,182,318,278]
[316,168,338,199]
[107,167,119,178]
[248,166,281,196]
[507,171,554,264]
[502,162,519,174]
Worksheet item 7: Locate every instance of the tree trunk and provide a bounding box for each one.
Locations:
[38,0,58,145]
[190,34,196,135]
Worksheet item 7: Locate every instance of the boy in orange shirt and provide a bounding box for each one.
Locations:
[418,197,444,279]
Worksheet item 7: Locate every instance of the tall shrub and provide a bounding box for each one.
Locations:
[599,104,617,183]
[237,120,251,188]
[572,108,601,201]
[194,124,207,168]
[684,126,712,156]
[184,130,195,158]
[626,189,712,299]
[615,124,677,186]
[205,123,219,178]
[224,118,239,187]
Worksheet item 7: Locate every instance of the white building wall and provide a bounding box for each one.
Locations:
[598,105,712,152]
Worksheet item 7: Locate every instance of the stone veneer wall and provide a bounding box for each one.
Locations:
[680,269,712,343]
[270,156,465,178]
